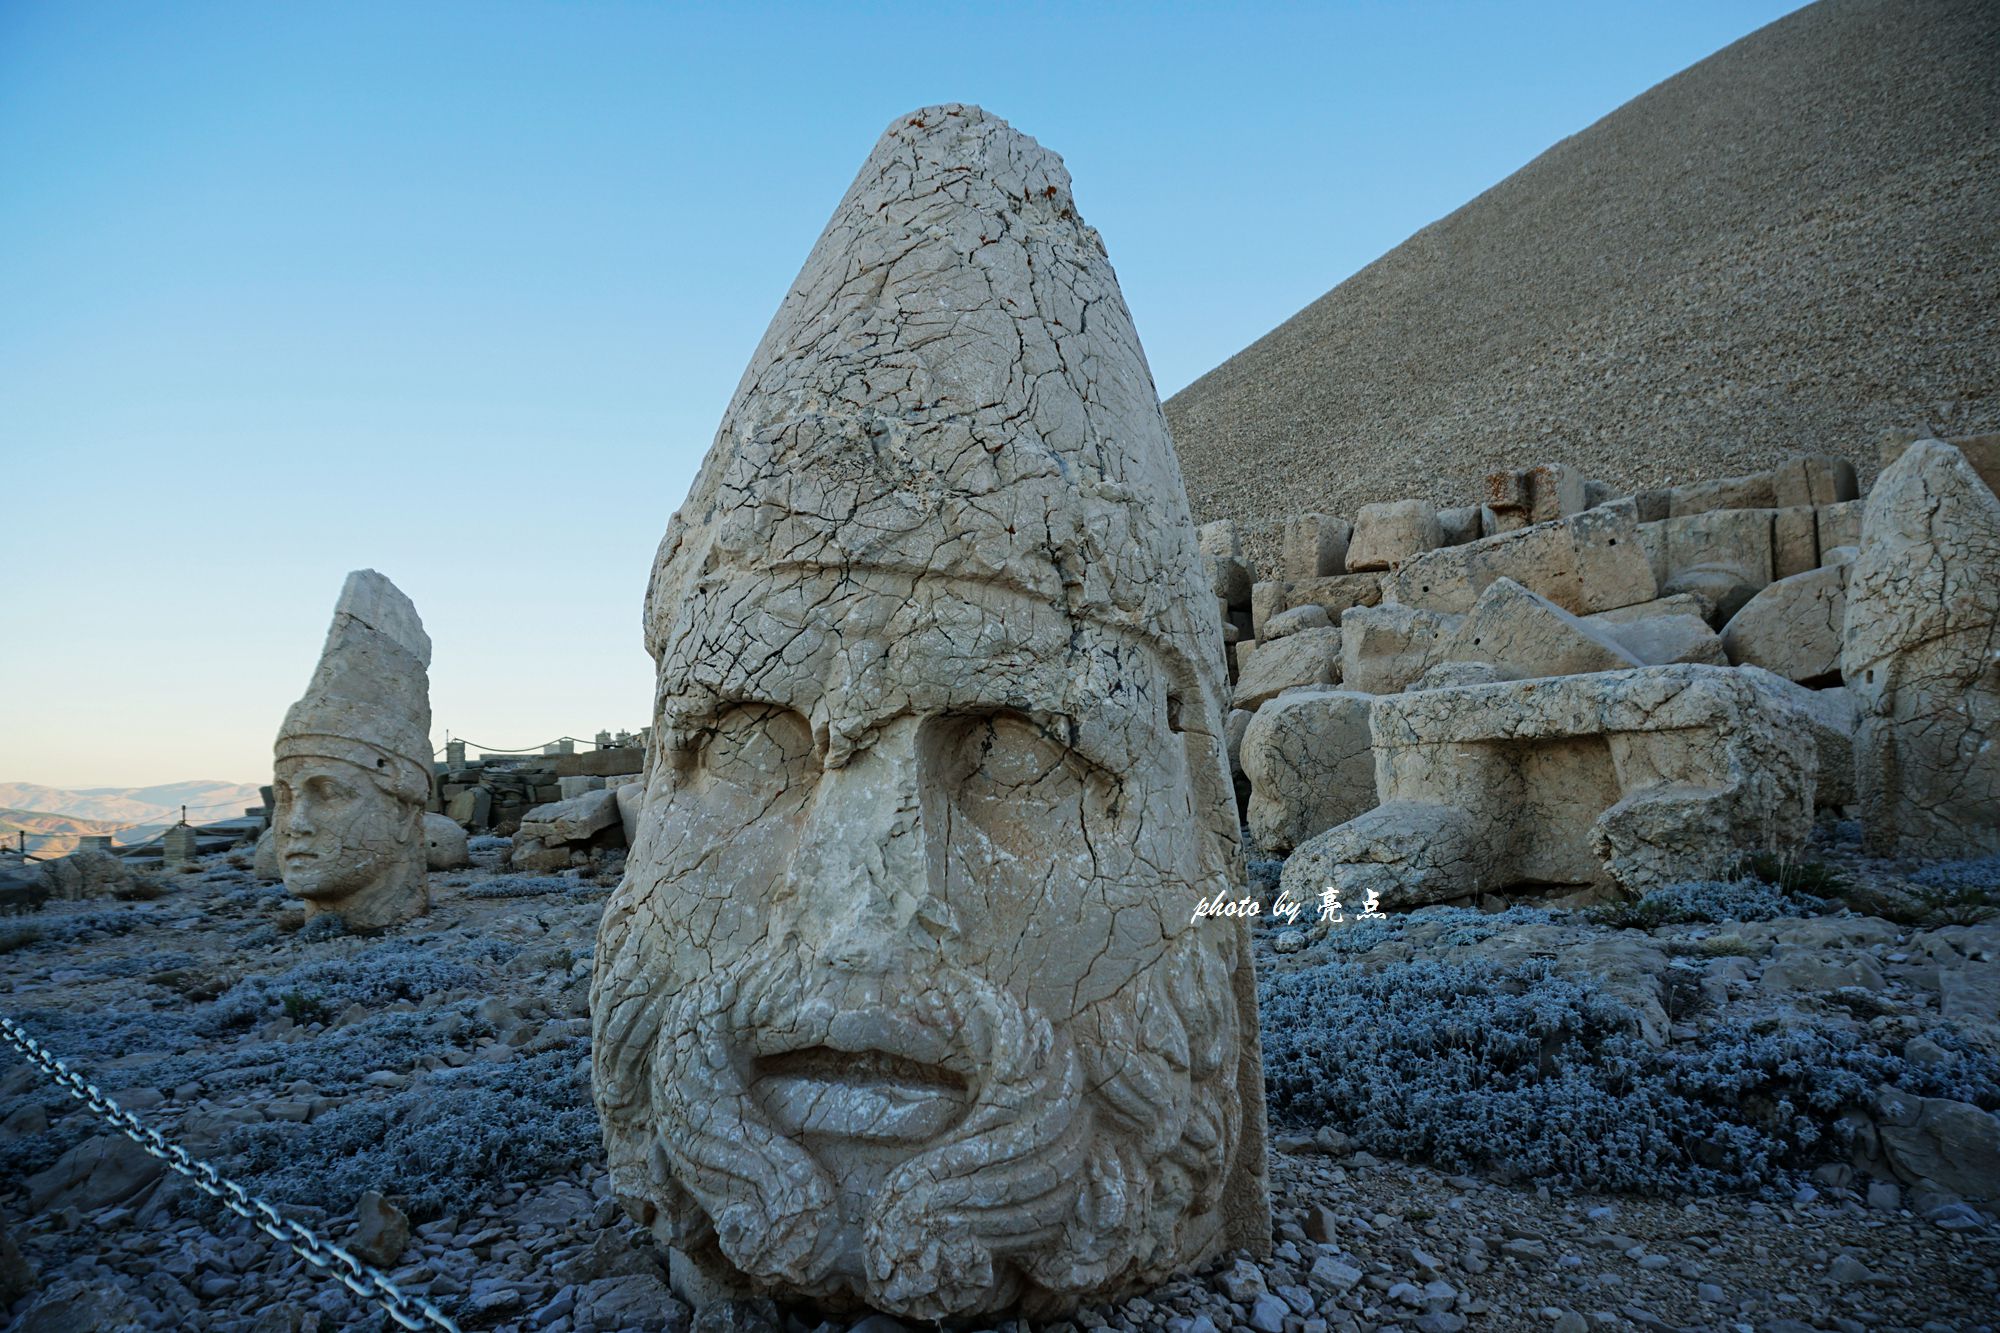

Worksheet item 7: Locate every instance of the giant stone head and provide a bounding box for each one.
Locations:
[272,569,433,931]
[592,105,1269,1320]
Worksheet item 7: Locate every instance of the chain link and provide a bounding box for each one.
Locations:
[0,1013,463,1333]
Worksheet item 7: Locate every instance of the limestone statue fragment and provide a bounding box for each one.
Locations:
[1383,499,1655,616]
[1841,440,2000,857]
[1280,665,1816,913]
[271,570,434,930]
[591,104,1269,1321]
[1240,689,1378,855]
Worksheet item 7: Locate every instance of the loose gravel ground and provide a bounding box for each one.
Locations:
[3,848,1996,1333]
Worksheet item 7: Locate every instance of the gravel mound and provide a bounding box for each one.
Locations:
[1165,0,2000,556]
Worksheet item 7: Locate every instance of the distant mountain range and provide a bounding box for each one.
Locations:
[0,781,264,858]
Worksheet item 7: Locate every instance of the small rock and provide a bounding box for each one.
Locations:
[1218,1258,1268,1303]
[352,1191,410,1267]
[1309,1256,1363,1293]
[1247,1293,1289,1333]
[1828,1253,1881,1285]
[1413,1315,1466,1333]
[1301,1203,1339,1243]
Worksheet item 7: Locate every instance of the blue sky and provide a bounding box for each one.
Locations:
[1,0,1803,790]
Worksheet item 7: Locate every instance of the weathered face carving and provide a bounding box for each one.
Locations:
[594,569,1245,1318]
[272,755,420,905]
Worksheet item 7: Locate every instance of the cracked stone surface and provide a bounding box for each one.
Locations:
[1842,438,2000,858]
[1722,560,1849,684]
[1382,500,1655,618]
[590,104,1268,1321]
[271,570,433,932]
[1279,665,1817,911]
[1437,577,1643,682]
[1240,690,1378,856]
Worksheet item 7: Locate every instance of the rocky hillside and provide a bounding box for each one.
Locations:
[1164,0,1999,546]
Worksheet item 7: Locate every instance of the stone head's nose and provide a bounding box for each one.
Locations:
[781,716,937,975]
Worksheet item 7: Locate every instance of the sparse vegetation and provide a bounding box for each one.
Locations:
[1261,955,2000,1194]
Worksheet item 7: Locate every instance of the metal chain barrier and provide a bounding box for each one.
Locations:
[0,1014,462,1333]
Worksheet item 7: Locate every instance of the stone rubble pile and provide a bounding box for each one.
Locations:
[1215,437,2000,900]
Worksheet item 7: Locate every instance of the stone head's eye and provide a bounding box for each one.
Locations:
[966,715,1069,790]
[945,712,1099,802]
[701,703,817,796]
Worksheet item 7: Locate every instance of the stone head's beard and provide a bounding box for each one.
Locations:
[593,911,1243,1320]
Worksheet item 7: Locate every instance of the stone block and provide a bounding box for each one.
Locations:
[1250,581,1288,640]
[1233,627,1342,710]
[1604,614,1727,667]
[1660,508,1775,589]
[445,787,491,829]
[615,781,645,849]
[1735,669,1858,808]
[1339,604,1462,695]
[1483,464,1585,530]
[1282,513,1351,581]
[1411,661,1514,690]
[1722,564,1847,685]
[1240,690,1379,855]
[1524,463,1588,523]
[1585,592,1716,627]
[553,748,648,779]
[518,787,621,846]
[1479,503,1517,538]
[1772,456,1859,510]
[1279,665,1818,912]
[1263,604,1331,641]
[1816,499,1863,557]
[162,826,199,869]
[1197,520,1241,559]
[1224,709,1254,778]
[1668,472,1777,516]
[1875,1092,2000,1202]
[559,775,608,800]
[1347,500,1442,571]
[1383,499,1655,616]
[1285,573,1383,620]
[1773,506,1819,580]
[1435,505,1478,546]
[1440,578,1644,681]
[1209,555,1254,608]
[1633,489,1672,523]
[1844,440,2000,857]
[1662,566,1760,626]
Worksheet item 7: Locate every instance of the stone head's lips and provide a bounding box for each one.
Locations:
[751,1044,970,1143]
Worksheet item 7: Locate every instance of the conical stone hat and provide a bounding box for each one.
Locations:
[645,103,1227,721]
[276,569,433,804]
